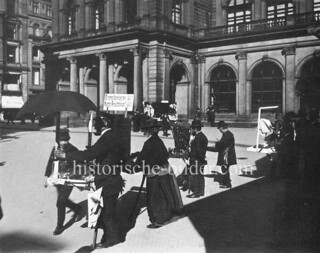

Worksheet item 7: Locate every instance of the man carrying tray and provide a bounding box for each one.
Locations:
[55,112,125,249]
[44,128,83,236]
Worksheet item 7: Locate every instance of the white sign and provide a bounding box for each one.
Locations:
[1,96,24,108]
[103,94,134,111]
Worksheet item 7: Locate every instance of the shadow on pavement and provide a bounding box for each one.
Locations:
[74,187,147,252]
[0,231,65,252]
[240,154,274,178]
[117,186,147,241]
[183,177,320,252]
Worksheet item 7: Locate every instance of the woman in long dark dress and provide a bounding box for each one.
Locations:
[134,119,183,228]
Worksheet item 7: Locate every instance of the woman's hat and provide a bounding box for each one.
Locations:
[141,119,161,129]
[191,119,203,128]
[59,128,70,140]
[217,121,227,129]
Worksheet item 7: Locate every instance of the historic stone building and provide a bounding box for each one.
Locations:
[0,0,52,114]
[40,0,320,121]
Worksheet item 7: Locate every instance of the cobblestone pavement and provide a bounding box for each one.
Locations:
[0,124,319,253]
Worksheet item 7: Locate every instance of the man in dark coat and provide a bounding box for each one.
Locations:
[208,121,236,188]
[55,113,125,248]
[44,128,82,235]
[187,119,208,198]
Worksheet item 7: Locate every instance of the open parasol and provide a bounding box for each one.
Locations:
[16,91,98,143]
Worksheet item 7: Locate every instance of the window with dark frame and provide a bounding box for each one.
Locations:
[172,0,182,25]
[251,62,283,112]
[124,0,137,24]
[7,1,16,15]
[7,44,19,64]
[227,0,251,33]
[93,0,104,30]
[65,0,76,35]
[267,2,295,27]
[33,1,40,14]
[33,69,40,85]
[210,65,237,113]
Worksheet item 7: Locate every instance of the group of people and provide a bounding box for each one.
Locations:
[178,119,236,198]
[46,113,185,248]
[132,102,178,137]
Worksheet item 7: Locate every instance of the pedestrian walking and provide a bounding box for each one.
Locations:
[206,105,215,127]
[44,128,82,235]
[208,121,236,188]
[5,111,14,125]
[186,119,208,198]
[132,109,141,132]
[161,113,171,136]
[55,113,125,248]
[131,119,183,228]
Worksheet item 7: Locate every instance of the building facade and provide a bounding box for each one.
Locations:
[0,0,52,115]
[40,0,320,121]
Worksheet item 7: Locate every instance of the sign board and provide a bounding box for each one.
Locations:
[103,94,134,111]
[1,96,24,108]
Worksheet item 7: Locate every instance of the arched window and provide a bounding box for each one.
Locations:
[33,23,40,36]
[124,0,137,24]
[296,57,320,109]
[169,64,186,104]
[172,0,182,25]
[65,0,76,35]
[209,65,237,113]
[251,62,283,112]
[227,0,251,33]
[92,0,104,30]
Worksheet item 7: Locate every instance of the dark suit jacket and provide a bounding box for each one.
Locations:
[189,131,208,166]
[213,130,237,166]
[65,129,125,195]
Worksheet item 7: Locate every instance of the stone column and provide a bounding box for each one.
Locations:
[79,67,85,95]
[98,53,107,110]
[142,49,149,102]
[107,0,115,31]
[261,0,267,20]
[78,0,85,37]
[282,46,296,113]
[236,51,247,116]
[163,47,172,101]
[53,0,59,42]
[68,57,78,92]
[85,2,91,31]
[59,11,65,35]
[198,54,206,114]
[108,64,114,93]
[131,46,143,112]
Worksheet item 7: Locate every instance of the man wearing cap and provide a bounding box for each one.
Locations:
[208,121,237,188]
[187,119,208,198]
[44,128,82,235]
[55,113,125,248]
[132,119,183,228]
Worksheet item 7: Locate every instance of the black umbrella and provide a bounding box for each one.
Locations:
[17,91,98,143]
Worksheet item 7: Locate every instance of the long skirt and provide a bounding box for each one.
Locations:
[146,173,183,225]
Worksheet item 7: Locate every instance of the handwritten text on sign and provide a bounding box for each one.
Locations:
[103,94,134,111]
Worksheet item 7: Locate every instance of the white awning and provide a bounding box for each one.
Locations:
[1,96,24,109]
